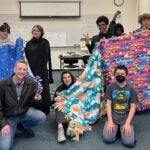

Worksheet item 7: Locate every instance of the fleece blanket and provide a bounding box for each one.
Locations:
[101,30,150,111]
[54,44,104,141]
[0,38,42,90]
[55,31,150,141]
[0,38,24,80]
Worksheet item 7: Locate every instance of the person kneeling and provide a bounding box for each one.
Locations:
[0,60,46,150]
[102,65,138,147]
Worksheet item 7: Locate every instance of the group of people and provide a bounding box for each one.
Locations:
[0,11,150,150]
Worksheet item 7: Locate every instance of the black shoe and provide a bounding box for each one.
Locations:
[17,123,35,138]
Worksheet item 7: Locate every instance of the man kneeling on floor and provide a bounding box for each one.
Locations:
[102,65,138,147]
[0,60,46,150]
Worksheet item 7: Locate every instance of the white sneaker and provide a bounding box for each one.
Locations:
[57,127,66,143]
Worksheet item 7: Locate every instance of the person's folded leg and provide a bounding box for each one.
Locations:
[120,124,136,147]
[19,107,46,129]
[102,121,118,143]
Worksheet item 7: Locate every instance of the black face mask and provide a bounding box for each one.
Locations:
[116,75,126,83]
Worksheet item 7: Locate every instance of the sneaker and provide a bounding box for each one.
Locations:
[57,127,66,143]
[17,123,35,138]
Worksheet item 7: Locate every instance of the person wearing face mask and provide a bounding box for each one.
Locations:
[53,71,74,143]
[102,65,138,147]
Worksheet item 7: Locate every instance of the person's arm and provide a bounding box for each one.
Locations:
[105,100,115,134]
[0,84,9,131]
[122,87,138,136]
[83,33,94,54]
[104,84,115,134]
[125,103,136,125]
[106,100,113,123]
[122,103,136,136]
[112,11,121,22]
[107,11,121,37]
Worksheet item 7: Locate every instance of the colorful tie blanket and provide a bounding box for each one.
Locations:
[55,31,150,141]
[0,38,42,90]
[0,38,24,80]
[54,44,104,141]
[101,30,150,111]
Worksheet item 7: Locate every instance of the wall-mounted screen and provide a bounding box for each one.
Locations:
[20,1,80,18]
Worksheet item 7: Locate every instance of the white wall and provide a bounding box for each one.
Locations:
[139,0,150,14]
[0,0,142,69]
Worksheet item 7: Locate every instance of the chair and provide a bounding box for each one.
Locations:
[62,57,79,76]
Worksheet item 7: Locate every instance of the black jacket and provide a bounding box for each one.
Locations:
[0,76,38,129]
[25,38,53,82]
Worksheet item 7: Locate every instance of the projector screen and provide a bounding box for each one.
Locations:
[20,1,80,18]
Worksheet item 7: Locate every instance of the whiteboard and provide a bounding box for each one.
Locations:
[0,14,121,47]
[20,1,80,17]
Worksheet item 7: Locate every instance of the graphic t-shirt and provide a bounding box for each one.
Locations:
[105,82,138,124]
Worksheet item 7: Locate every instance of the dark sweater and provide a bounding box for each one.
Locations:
[25,38,53,81]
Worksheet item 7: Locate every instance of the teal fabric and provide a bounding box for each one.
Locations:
[54,44,104,140]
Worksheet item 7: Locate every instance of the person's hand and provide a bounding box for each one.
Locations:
[115,10,121,16]
[122,123,131,136]
[83,33,90,45]
[106,121,115,134]
[1,125,10,137]
[34,90,42,101]
[54,96,63,102]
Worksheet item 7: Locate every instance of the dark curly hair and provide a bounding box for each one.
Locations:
[96,16,109,25]
[0,22,10,34]
[114,23,124,36]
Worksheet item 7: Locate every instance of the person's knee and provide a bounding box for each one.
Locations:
[37,111,46,124]
[122,138,136,147]
[0,142,12,150]
[102,133,116,143]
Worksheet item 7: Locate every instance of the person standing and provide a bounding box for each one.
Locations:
[102,65,138,147]
[135,13,150,33]
[0,22,14,46]
[25,25,53,115]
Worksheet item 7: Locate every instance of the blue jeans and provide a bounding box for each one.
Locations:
[102,121,136,147]
[0,107,46,150]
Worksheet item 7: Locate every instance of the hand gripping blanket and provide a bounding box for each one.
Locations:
[55,31,150,141]
[54,44,104,141]
[101,30,150,111]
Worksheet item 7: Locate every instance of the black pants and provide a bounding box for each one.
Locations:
[32,72,51,115]
[56,110,67,124]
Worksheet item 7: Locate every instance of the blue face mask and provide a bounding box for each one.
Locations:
[116,75,126,83]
